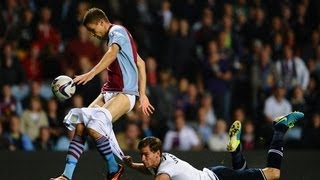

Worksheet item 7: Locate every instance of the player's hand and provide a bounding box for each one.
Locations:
[139,94,155,116]
[123,156,133,167]
[74,71,95,85]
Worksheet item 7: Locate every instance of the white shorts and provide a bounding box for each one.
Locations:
[63,107,124,160]
[63,107,112,135]
[103,92,136,113]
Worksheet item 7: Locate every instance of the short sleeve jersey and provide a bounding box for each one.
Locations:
[149,153,219,180]
[101,24,139,96]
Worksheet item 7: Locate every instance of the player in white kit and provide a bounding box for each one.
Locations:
[123,111,304,180]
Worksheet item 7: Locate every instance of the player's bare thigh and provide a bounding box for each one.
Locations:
[102,93,131,122]
[89,94,105,107]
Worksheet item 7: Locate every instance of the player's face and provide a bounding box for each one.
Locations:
[140,146,161,168]
[86,20,108,40]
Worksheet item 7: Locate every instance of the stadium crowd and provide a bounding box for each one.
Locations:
[0,0,320,152]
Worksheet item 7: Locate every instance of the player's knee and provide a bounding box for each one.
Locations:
[87,127,101,139]
[75,123,86,135]
[86,119,106,138]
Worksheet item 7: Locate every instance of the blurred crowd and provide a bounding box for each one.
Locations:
[1,0,320,152]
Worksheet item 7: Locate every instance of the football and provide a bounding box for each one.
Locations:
[51,75,76,100]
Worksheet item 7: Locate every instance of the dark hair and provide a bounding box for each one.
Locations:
[82,8,109,27]
[138,136,163,154]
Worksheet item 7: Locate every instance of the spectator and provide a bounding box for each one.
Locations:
[271,32,284,60]
[75,56,101,106]
[199,92,217,127]
[1,0,20,40]
[241,120,256,150]
[305,75,320,115]
[202,40,233,121]
[0,42,26,86]
[116,122,141,151]
[166,19,196,79]
[145,56,158,87]
[163,110,201,151]
[149,68,177,126]
[4,115,34,151]
[33,126,54,151]
[21,80,47,109]
[36,6,61,53]
[63,25,102,72]
[0,122,10,150]
[0,84,23,124]
[251,47,276,114]
[50,0,78,40]
[179,83,201,124]
[139,108,155,138]
[263,85,292,123]
[274,45,309,92]
[232,107,249,124]
[20,96,49,141]
[21,42,43,81]
[192,7,217,56]
[242,7,269,45]
[208,119,229,152]
[195,107,212,147]
[291,86,307,113]
[45,98,64,142]
[301,30,320,62]
[15,8,37,51]
[302,113,320,149]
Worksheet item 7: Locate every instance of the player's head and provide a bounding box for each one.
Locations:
[82,7,109,39]
[138,136,163,168]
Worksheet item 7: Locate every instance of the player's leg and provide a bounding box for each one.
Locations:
[208,121,248,180]
[227,121,248,170]
[262,111,304,180]
[89,94,105,107]
[51,95,105,180]
[87,128,124,179]
[50,124,87,180]
[84,108,126,179]
[60,95,104,179]
[218,120,265,180]
[102,93,133,121]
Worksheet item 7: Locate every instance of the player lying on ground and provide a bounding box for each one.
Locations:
[123,111,304,180]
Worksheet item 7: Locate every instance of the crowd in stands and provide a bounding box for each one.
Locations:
[1,0,320,152]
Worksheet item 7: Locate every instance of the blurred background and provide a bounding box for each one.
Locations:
[0,0,320,179]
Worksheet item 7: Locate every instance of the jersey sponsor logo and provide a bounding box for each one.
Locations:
[70,114,79,123]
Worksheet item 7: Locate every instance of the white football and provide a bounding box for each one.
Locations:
[51,75,76,100]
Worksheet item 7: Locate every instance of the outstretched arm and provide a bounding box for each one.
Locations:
[137,54,155,116]
[74,44,119,85]
[123,156,152,175]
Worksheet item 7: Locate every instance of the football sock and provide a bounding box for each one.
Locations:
[266,123,288,169]
[63,135,85,179]
[231,145,247,170]
[95,135,119,174]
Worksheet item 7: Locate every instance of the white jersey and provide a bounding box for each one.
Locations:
[149,153,219,180]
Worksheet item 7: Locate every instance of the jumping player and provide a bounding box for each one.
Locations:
[124,111,304,180]
[51,8,154,180]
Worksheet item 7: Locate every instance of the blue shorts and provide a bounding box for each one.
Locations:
[208,166,266,180]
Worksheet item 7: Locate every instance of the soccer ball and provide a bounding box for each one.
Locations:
[51,75,76,100]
